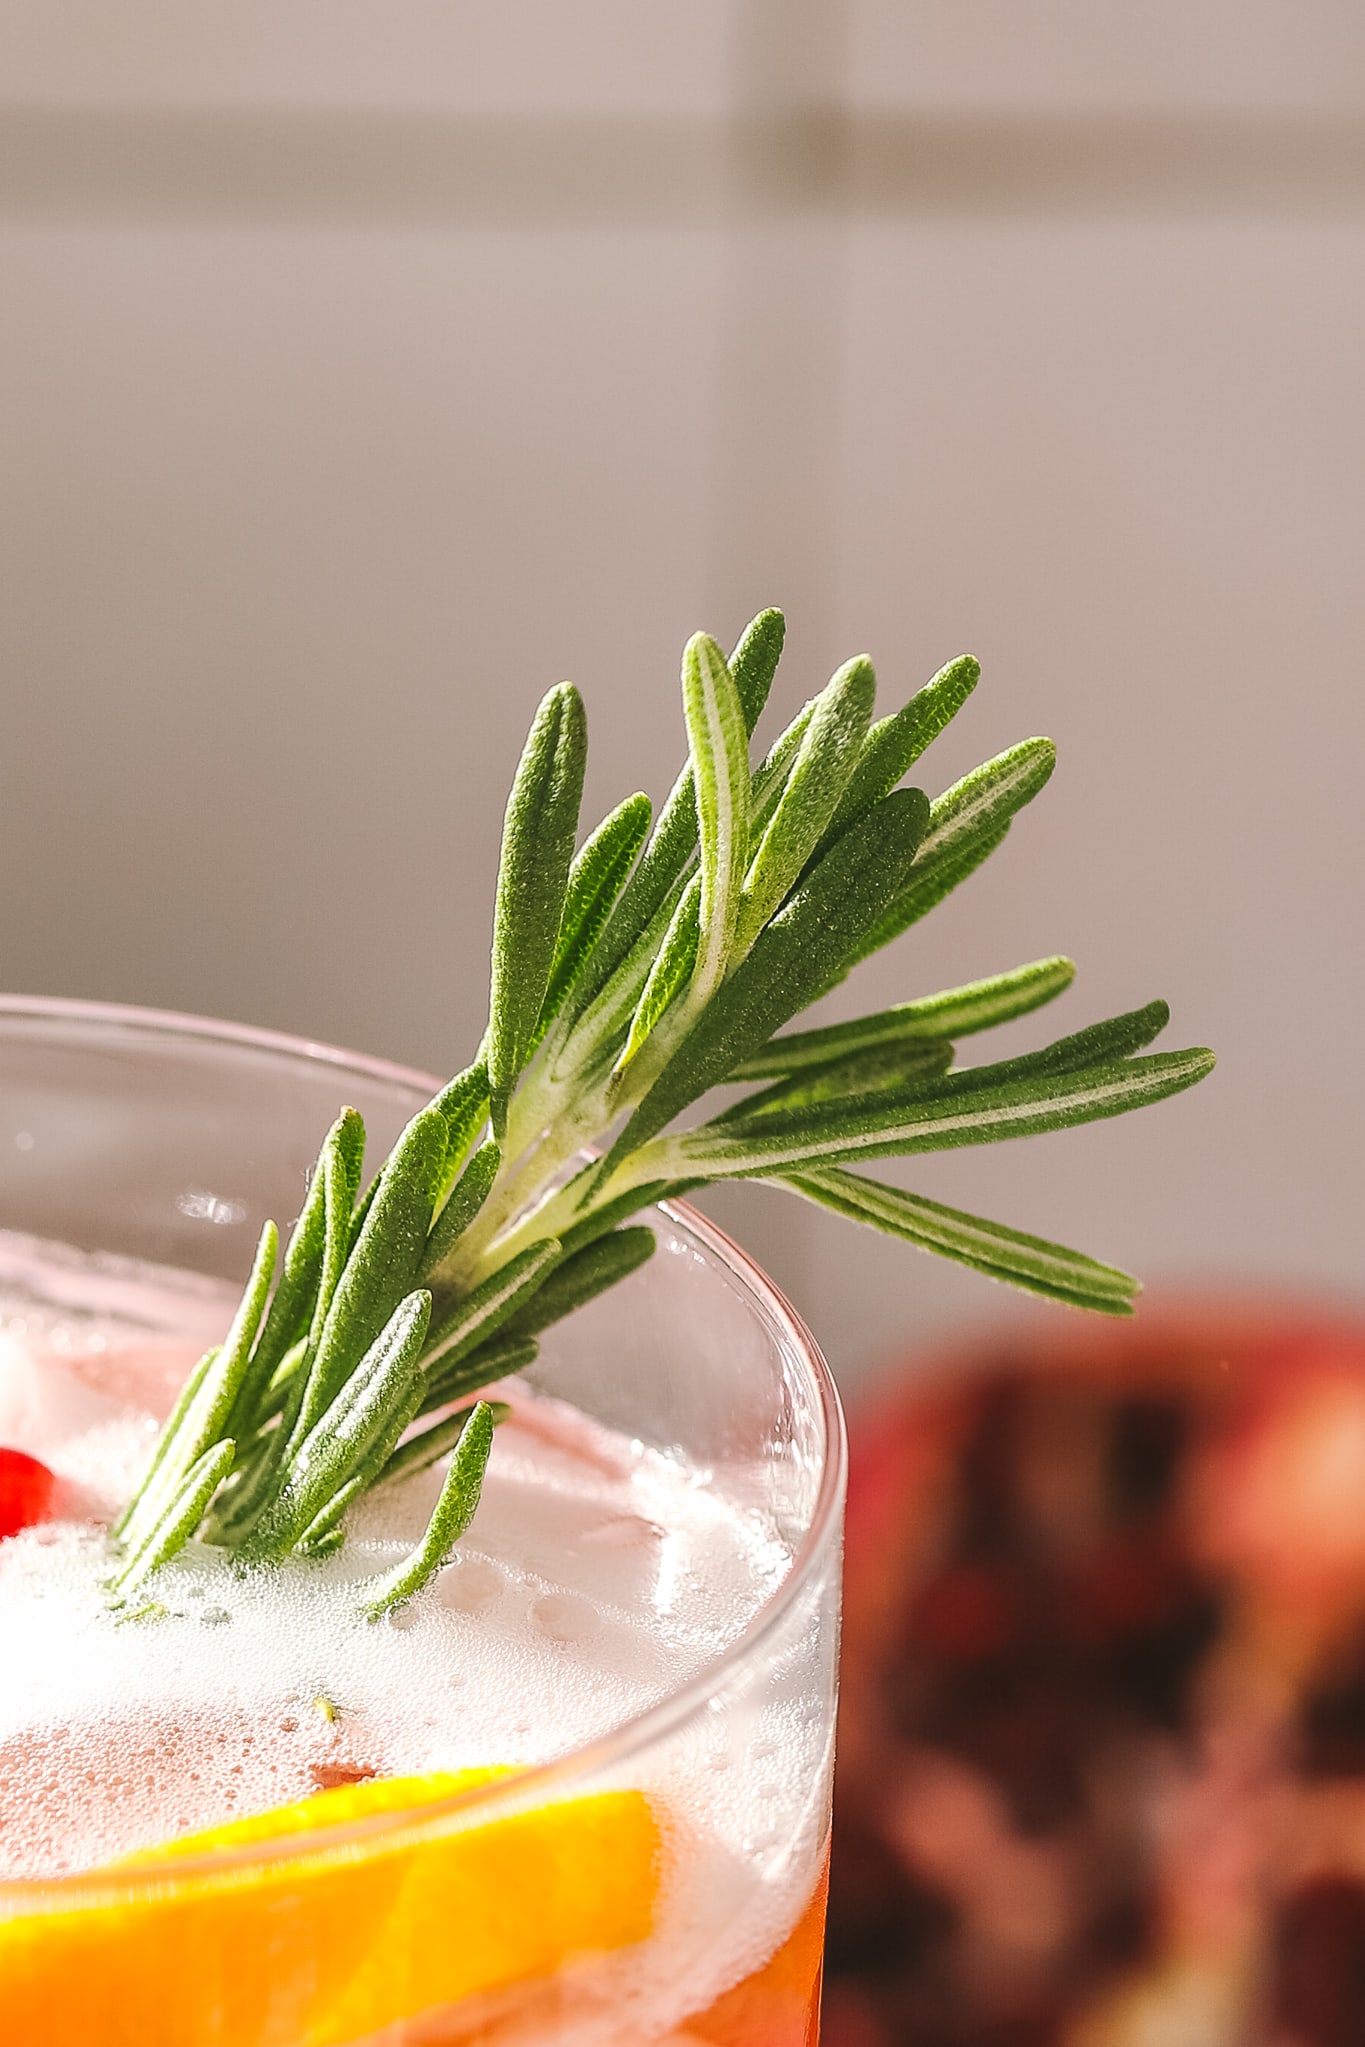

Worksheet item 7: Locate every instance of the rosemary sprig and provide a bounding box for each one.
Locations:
[112,613,1214,1615]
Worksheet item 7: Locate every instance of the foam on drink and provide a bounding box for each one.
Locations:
[0,1232,829,2042]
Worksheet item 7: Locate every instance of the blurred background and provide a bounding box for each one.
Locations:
[1,2,1362,1392]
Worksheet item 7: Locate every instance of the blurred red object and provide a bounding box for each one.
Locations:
[827,1302,1365,2047]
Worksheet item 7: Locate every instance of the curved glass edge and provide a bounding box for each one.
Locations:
[0,991,443,1095]
[0,994,847,1909]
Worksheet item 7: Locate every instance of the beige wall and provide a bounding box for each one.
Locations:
[2,4,1362,1388]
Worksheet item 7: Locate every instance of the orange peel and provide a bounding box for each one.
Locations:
[0,1768,660,2046]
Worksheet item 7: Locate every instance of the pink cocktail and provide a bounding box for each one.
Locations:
[0,998,842,2045]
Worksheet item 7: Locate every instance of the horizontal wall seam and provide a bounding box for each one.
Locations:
[1,108,1364,223]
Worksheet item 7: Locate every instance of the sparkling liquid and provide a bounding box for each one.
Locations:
[0,1232,830,2045]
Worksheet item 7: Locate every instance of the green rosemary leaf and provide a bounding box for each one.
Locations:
[596,786,933,1179]
[816,654,980,854]
[318,1288,429,1437]
[724,1003,1170,1144]
[363,1401,497,1619]
[334,1098,369,1182]
[237,1113,365,1435]
[380,1399,512,1488]
[487,682,588,1135]
[618,874,700,1068]
[240,1394,306,1542]
[193,1219,278,1442]
[731,956,1076,1079]
[236,1109,366,1430]
[536,793,653,1042]
[501,1227,655,1341]
[110,1344,217,1540]
[856,826,1014,991]
[941,1001,1171,1097]
[117,1221,277,1558]
[111,1439,236,1594]
[684,631,751,1011]
[736,656,875,951]
[423,1238,562,1373]
[349,1366,430,1489]
[566,613,782,1026]
[298,1359,433,1551]
[550,879,689,1088]
[255,1289,432,1559]
[339,1375,429,1506]
[291,1105,446,1443]
[295,1476,368,1556]
[421,1137,500,1280]
[844,740,1055,971]
[778,1168,1138,1313]
[575,794,694,1015]
[237,1137,425,1549]
[748,700,818,833]
[729,606,787,731]
[201,1420,288,1544]
[347,1171,380,1253]
[310,1138,359,1350]
[929,736,1057,854]
[255,1336,308,1423]
[718,1039,954,1126]
[429,1064,490,1209]
[667,1047,1216,1177]
[648,609,785,918]
[421,1339,537,1416]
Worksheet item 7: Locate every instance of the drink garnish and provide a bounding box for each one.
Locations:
[0,1445,55,1540]
[0,1769,660,2047]
[111,613,1214,1612]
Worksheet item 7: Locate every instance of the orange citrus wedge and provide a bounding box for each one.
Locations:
[0,1768,660,2047]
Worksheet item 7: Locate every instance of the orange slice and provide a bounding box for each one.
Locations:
[0,1768,660,2047]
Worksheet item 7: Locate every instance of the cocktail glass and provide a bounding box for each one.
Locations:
[0,996,844,2047]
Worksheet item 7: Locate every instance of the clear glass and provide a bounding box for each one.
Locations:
[0,996,844,2047]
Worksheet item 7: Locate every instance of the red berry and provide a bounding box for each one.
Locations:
[0,1446,56,1539]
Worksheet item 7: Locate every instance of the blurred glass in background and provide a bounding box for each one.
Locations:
[1,1,1362,1388]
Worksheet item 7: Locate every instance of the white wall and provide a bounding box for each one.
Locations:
[1,3,1362,1388]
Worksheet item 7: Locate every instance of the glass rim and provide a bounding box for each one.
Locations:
[0,992,847,1905]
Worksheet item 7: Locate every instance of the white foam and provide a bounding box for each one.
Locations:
[0,1233,828,2042]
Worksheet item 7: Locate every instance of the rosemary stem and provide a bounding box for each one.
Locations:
[435,1085,610,1289]
[454,1152,650,1287]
